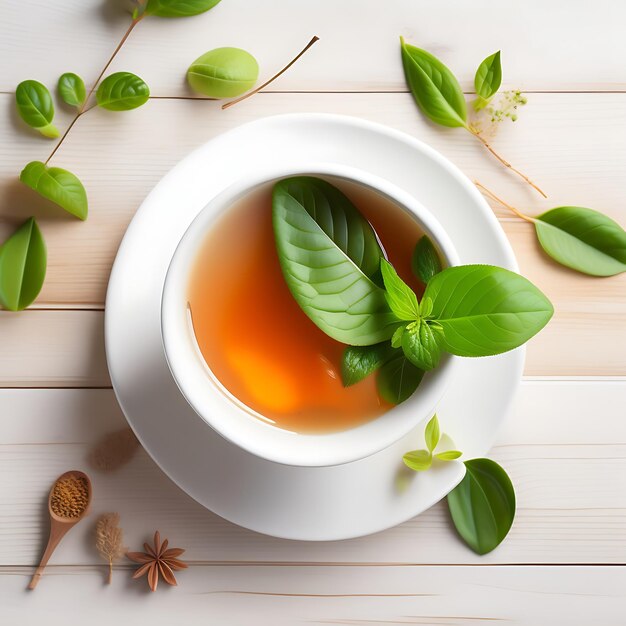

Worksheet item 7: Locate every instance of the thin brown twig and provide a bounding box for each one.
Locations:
[474,181,535,223]
[222,36,320,110]
[45,16,143,165]
[467,126,547,198]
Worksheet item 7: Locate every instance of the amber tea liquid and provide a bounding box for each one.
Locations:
[187,179,425,433]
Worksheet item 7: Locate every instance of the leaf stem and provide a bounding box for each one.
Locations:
[467,126,547,198]
[222,36,320,110]
[107,559,113,585]
[45,16,143,165]
[474,181,535,223]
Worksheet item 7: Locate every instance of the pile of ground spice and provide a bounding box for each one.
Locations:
[50,475,89,519]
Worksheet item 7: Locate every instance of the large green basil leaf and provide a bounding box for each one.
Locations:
[187,47,259,98]
[96,72,150,111]
[341,343,396,386]
[376,354,424,404]
[401,320,443,371]
[473,51,502,110]
[145,0,221,17]
[534,206,626,276]
[20,161,88,220]
[424,265,553,357]
[400,38,467,128]
[58,73,86,108]
[412,235,442,283]
[447,458,516,554]
[0,218,47,311]
[15,80,59,138]
[273,177,397,345]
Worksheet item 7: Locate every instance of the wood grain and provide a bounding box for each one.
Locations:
[3,92,625,306]
[2,0,626,94]
[1,383,624,566]
[2,564,624,625]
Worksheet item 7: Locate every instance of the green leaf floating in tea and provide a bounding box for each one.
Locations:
[273,176,554,406]
[272,176,398,346]
[412,235,442,283]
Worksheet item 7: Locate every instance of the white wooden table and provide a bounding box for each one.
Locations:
[2,1,625,623]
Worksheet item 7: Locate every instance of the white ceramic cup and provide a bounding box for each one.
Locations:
[161,164,461,467]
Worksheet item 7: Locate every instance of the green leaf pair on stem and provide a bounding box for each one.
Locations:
[403,415,462,471]
[399,37,546,198]
[477,183,626,277]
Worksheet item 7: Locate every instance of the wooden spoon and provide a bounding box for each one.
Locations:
[28,470,92,590]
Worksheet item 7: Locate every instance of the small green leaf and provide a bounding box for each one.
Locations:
[15,80,59,138]
[447,458,516,555]
[424,414,440,452]
[424,265,553,357]
[400,38,467,128]
[145,0,221,17]
[474,51,502,110]
[273,177,397,346]
[419,297,433,318]
[435,450,462,461]
[403,449,432,472]
[187,47,259,98]
[401,320,443,371]
[391,325,405,348]
[20,161,88,220]
[341,343,396,386]
[534,206,626,276]
[377,354,424,404]
[58,73,86,108]
[412,235,442,284]
[380,259,420,321]
[96,72,150,111]
[0,218,47,311]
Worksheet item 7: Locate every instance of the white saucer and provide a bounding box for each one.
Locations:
[105,114,523,541]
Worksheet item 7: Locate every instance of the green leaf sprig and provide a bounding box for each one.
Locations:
[273,177,554,405]
[476,182,626,277]
[403,415,462,471]
[399,38,546,198]
[447,458,516,554]
[7,0,224,311]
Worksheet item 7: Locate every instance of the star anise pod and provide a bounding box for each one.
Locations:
[127,531,187,591]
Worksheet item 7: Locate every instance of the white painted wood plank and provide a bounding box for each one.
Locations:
[2,0,626,94]
[1,564,624,625]
[1,383,624,566]
[0,311,109,387]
